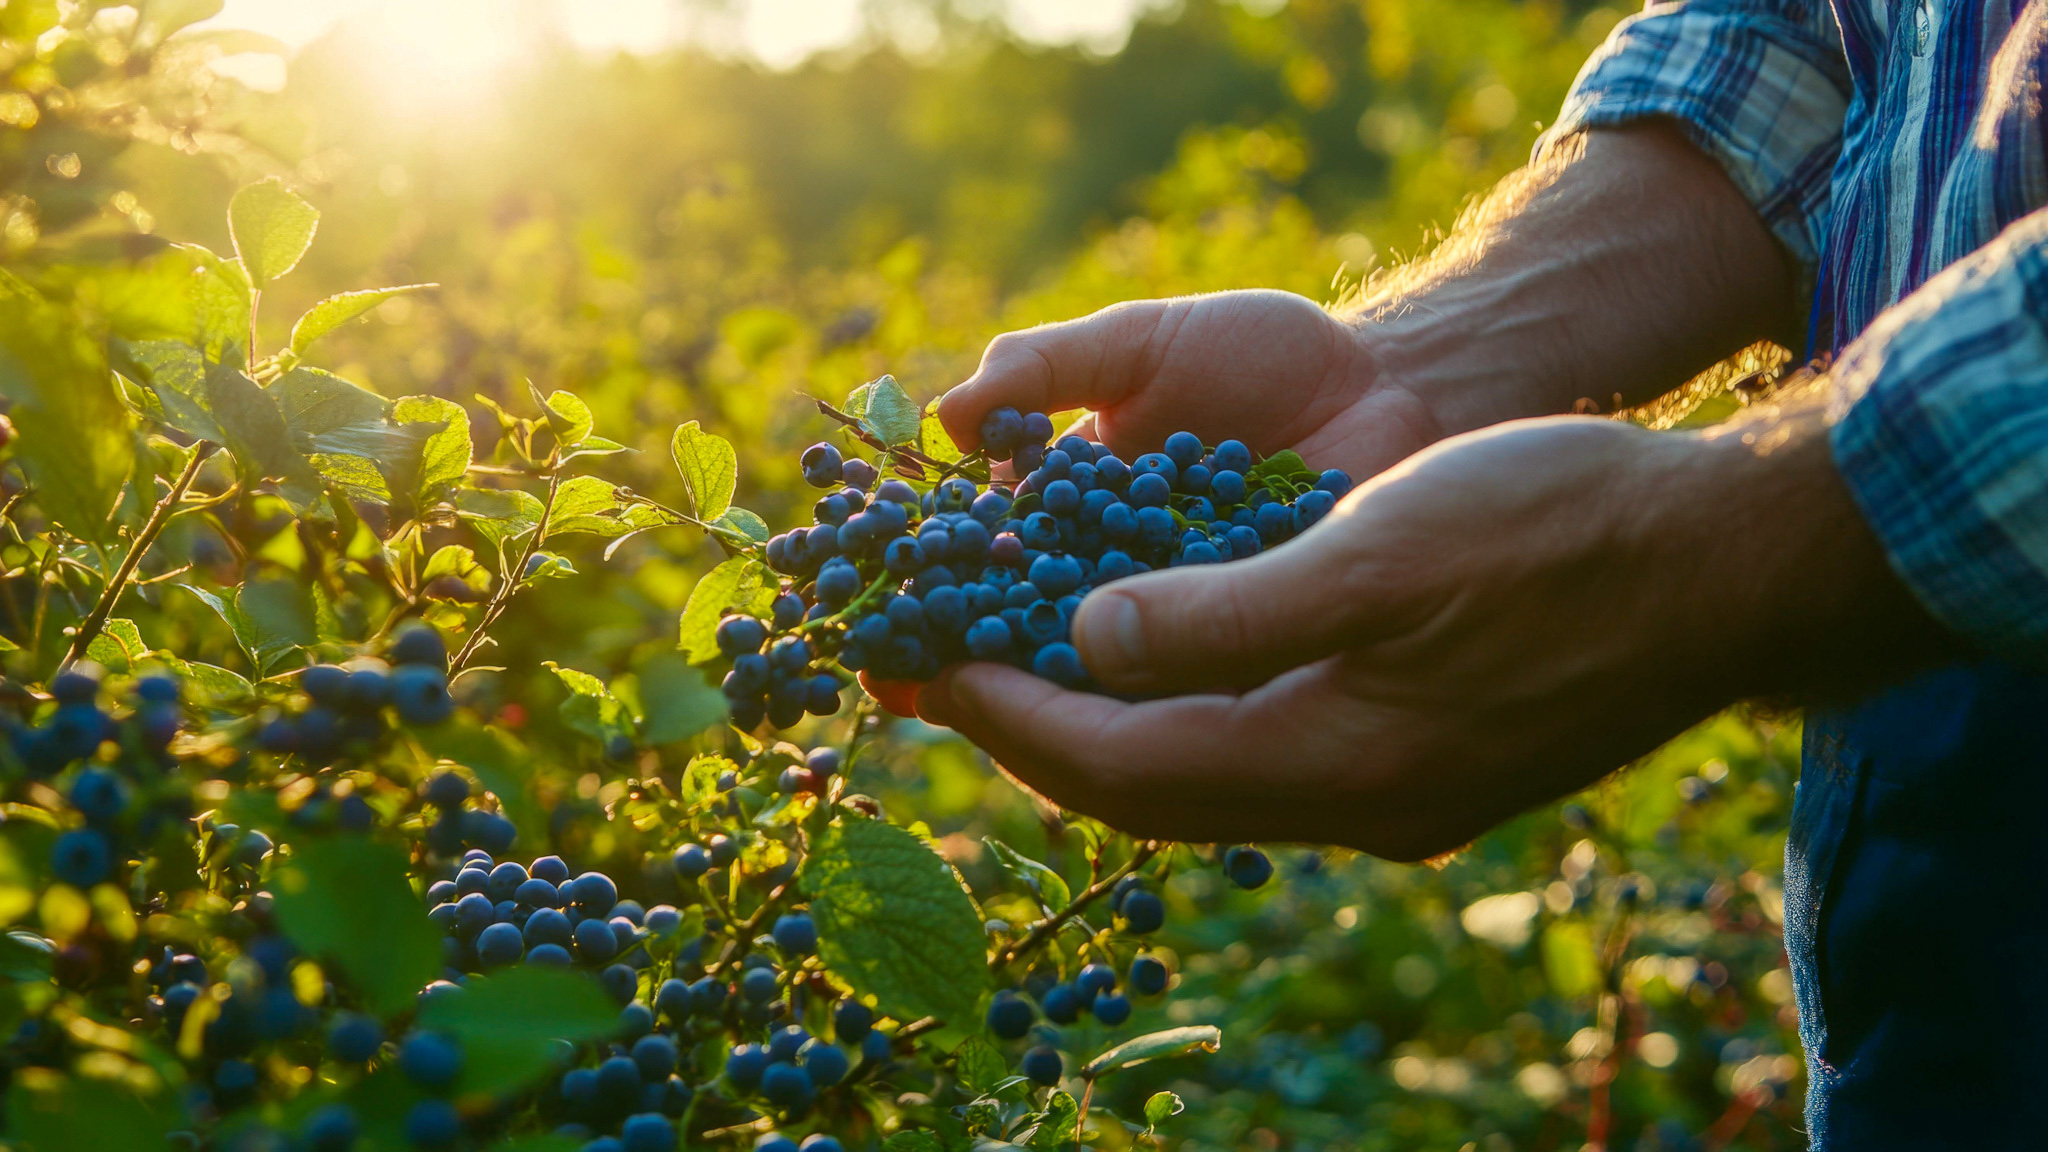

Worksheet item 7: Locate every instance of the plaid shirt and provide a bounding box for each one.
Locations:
[1539,0,2048,663]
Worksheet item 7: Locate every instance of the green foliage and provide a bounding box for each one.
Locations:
[417,966,619,1095]
[228,178,319,286]
[272,839,443,1016]
[801,817,988,1028]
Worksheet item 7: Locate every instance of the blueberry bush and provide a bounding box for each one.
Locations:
[0,3,1809,1150]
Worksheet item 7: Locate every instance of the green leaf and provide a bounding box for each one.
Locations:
[801,818,986,1027]
[636,651,726,744]
[150,654,253,703]
[204,359,316,493]
[414,720,538,829]
[177,580,311,674]
[857,374,921,446]
[394,396,472,505]
[524,552,577,580]
[1541,920,1601,999]
[273,369,436,502]
[544,662,632,740]
[544,476,634,539]
[1079,1026,1222,1079]
[882,1134,944,1152]
[6,1071,180,1152]
[670,421,736,521]
[711,506,770,545]
[170,243,252,362]
[456,487,547,551]
[422,545,491,599]
[953,1037,1006,1096]
[533,385,594,449]
[1245,448,1317,496]
[135,0,225,47]
[920,404,962,465]
[271,838,442,1016]
[228,178,319,286]
[1143,1090,1184,1130]
[677,557,776,665]
[84,619,148,674]
[0,931,52,980]
[0,301,135,541]
[289,285,435,354]
[1024,1091,1079,1150]
[983,838,1070,910]
[417,965,618,1096]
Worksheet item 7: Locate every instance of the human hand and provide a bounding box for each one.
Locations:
[916,408,1951,859]
[937,291,1444,483]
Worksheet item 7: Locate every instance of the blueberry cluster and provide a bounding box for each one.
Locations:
[424,845,654,978]
[254,625,455,760]
[720,410,1350,726]
[40,670,193,893]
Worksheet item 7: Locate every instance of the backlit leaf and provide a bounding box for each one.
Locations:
[271,838,441,1016]
[289,284,435,354]
[228,178,319,285]
[670,421,736,521]
[677,556,776,665]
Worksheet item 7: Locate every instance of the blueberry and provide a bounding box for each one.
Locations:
[800,443,844,488]
[1027,552,1083,598]
[770,593,806,631]
[632,1033,678,1080]
[832,998,873,1042]
[570,872,619,914]
[800,1138,845,1152]
[515,877,559,907]
[1224,845,1274,889]
[755,1137,800,1152]
[1042,984,1081,1024]
[672,843,710,879]
[988,990,1034,1039]
[596,1054,645,1112]
[49,669,98,705]
[742,965,779,1004]
[1121,889,1164,934]
[861,1029,892,1063]
[1077,963,1116,995]
[772,912,817,954]
[777,766,813,795]
[344,668,390,712]
[1031,643,1086,688]
[841,457,878,491]
[799,1038,849,1086]
[620,1113,675,1152]
[52,828,113,887]
[980,407,1025,454]
[1129,955,1169,996]
[1020,1044,1063,1086]
[726,1043,769,1090]
[1093,992,1132,1026]
[1127,472,1170,509]
[1314,468,1353,496]
[759,1061,814,1111]
[426,772,470,809]
[883,536,925,575]
[814,558,861,607]
[476,921,524,968]
[531,855,571,884]
[404,1100,461,1148]
[575,916,619,962]
[304,1103,360,1152]
[1020,512,1061,551]
[1178,463,1212,496]
[68,768,127,824]
[391,664,454,726]
[766,1024,811,1063]
[1293,488,1336,530]
[707,834,738,867]
[524,908,573,948]
[691,976,730,1016]
[328,1012,384,1062]
[964,615,1013,660]
[805,747,841,778]
[399,1031,463,1087]
[1042,478,1079,517]
[526,942,573,967]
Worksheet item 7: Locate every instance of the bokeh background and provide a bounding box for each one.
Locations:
[3,1,1806,1147]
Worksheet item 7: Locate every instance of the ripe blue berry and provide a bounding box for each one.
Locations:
[833,998,873,1042]
[772,912,817,954]
[1020,1044,1063,1086]
[69,768,126,824]
[980,407,1025,454]
[476,921,525,967]
[800,1137,845,1152]
[632,1034,678,1080]
[52,828,113,888]
[1121,889,1165,934]
[1093,992,1132,1026]
[390,626,449,669]
[1129,955,1169,996]
[742,965,780,1004]
[1224,845,1274,889]
[399,1031,462,1087]
[988,991,1034,1039]
[526,942,573,967]
[570,871,618,914]
[861,1029,892,1063]
[404,1099,462,1149]
[1042,983,1081,1024]
[304,1103,360,1152]
[328,1012,384,1062]
[392,664,454,725]
[575,916,619,962]
[1031,643,1086,688]
[799,1038,849,1086]
[759,1062,814,1111]
[841,457,878,491]
[800,443,844,487]
[726,1043,769,1090]
[755,1137,800,1152]
[620,1113,676,1152]
[1077,962,1116,995]
[1163,431,1204,468]
[672,843,710,879]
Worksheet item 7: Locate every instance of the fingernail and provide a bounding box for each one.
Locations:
[1082,593,1144,676]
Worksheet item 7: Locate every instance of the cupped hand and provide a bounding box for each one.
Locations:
[937,291,1443,482]
[915,412,1929,859]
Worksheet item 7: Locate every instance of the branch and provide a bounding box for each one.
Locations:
[61,442,220,671]
[452,467,563,672]
[991,841,1162,973]
[812,398,989,484]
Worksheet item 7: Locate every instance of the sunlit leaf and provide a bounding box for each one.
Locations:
[1024,1090,1079,1149]
[271,838,442,1016]
[1079,1026,1222,1078]
[532,385,593,449]
[457,487,546,551]
[983,838,1070,910]
[858,374,921,446]
[677,556,776,664]
[229,178,319,286]
[418,966,618,1096]
[0,299,135,541]
[544,662,632,740]
[636,651,726,744]
[670,421,736,521]
[394,395,472,505]
[543,476,634,539]
[289,284,435,354]
[84,619,148,674]
[1144,1090,1185,1130]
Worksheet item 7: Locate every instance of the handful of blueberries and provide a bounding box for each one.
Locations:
[719,406,1350,729]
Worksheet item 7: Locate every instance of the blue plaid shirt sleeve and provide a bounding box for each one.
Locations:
[1829,211,2048,663]
[1534,0,1851,269]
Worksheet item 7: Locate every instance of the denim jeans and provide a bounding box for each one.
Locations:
[1787,662,2048,1148]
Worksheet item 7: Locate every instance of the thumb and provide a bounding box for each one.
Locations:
[936,300,1165,451]
[1071,532,1365,695]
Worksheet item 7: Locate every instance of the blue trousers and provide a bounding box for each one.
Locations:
[1787,662,2048,1148]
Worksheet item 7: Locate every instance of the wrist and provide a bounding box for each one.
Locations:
[1633,393,1960,702]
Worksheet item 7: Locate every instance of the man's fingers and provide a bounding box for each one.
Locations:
[1070,528,1368,695]
[936,301,1167,451]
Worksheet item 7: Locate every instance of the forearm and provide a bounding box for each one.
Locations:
[1355,123,1802,434]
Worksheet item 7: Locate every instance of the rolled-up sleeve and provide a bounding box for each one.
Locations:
[1829,211,2048,663]
[1535,0,1852,269]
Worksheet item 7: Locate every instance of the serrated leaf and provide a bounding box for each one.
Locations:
[394,395,471,505]
[800,818,986,1027]
[169,243,252,362]
[1143,1090,1184,1129]
[84,619,148,674]
[859,374,921,446]
[983,838,1070,910]
[636,652,726,744]
[150,654,253,703]
[229,178,319,286]
[289,284,435,354]
[953,1037,1006,1096]
[205,360,317,494]
[677,557,776,665]
[1079,1026,1222,1079]
[272,838,442,1016]
[418,966,618,1096]
[1024,1091,1079,1150]
[670,421,736,521]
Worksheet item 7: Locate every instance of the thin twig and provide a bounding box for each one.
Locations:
[991,842,1162,973]
[452,468,564,672]
[60,442,220,671]
[812,398,989,483]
